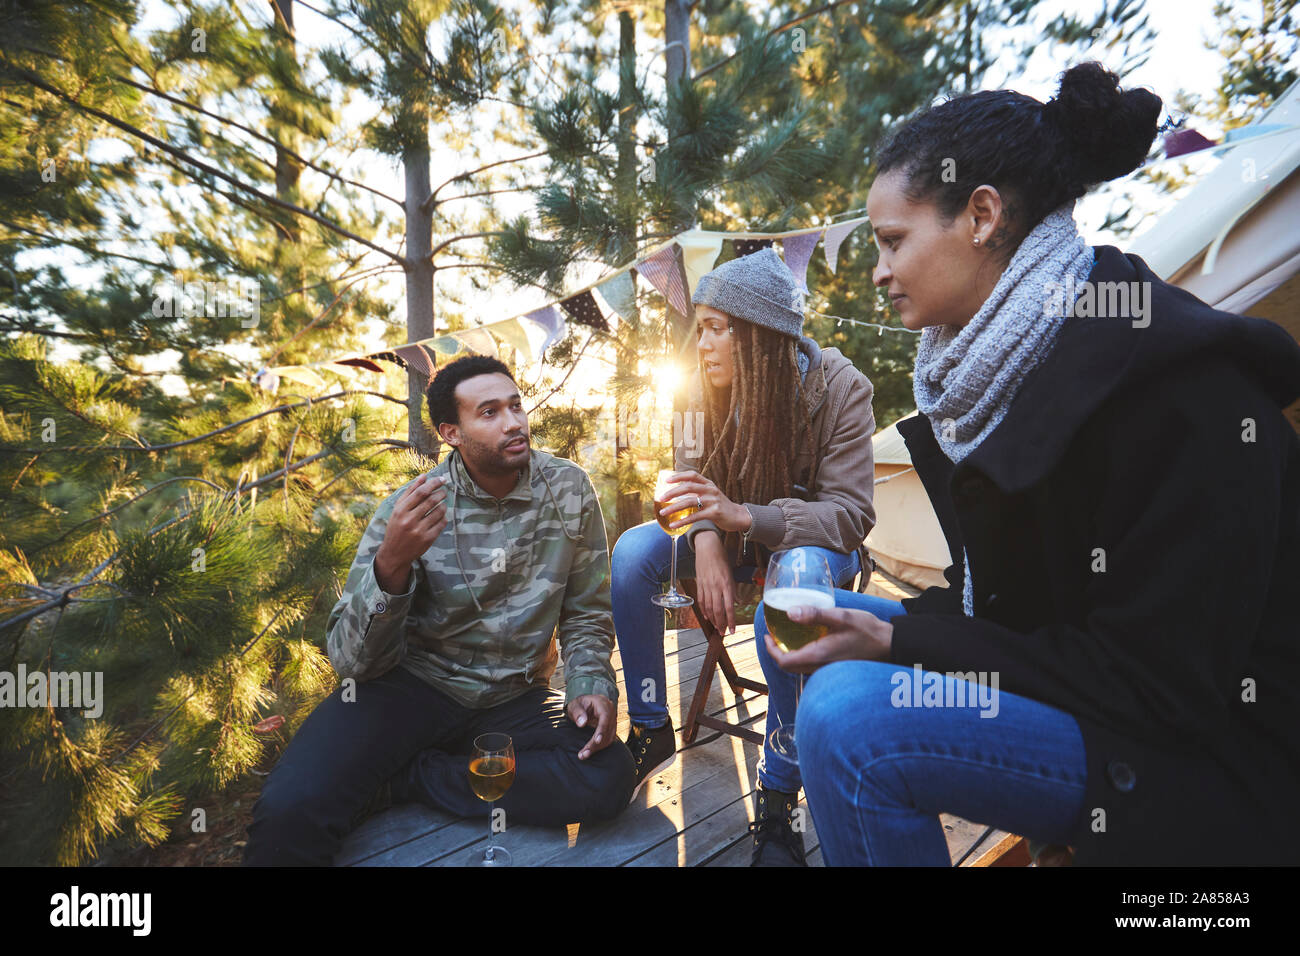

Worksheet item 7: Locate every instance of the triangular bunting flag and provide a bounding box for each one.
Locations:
[335,357,385,374]
[370,350,407,371]
[253,367,280,393]
[731,238,773,257]
[780,231,822,291]
[823,217,868,274]
[677,230,724,296]
[453,327,498,356]
[595,270,637,322]
[492,317,534,364]
[1223,123,1291,143]
[1163,128,1217,158]
[428,336,462,356]
[523,305,565,353]
[269,365,326,391]
[394,343,434,378]
[637,244,691,316]
[559,289,610,332]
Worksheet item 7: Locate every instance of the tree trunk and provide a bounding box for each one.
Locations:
[404,140,436,457]
[664,0,695,460]
[614,10,642,535]
[664,0,692,84]
[271,0,301,231]
[269,0,304,339]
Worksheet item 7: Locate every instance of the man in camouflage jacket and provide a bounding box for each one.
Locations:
[245,356,634,866]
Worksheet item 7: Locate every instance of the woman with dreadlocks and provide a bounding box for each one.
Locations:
[610,247,878,865]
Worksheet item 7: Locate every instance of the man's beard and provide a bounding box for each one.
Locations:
[462,431,530,473]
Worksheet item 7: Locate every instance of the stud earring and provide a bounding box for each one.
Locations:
[973,237,981,246]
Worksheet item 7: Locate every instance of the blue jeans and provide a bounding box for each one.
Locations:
[797,653,1089,866]
[754,588,899,792]
[610,522,859,752]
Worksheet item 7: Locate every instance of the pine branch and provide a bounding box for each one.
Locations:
[0,219,183,274]
[265,264,399,365]
[312,443,409,497]
[424,150,549,212]
[427,231,502,261]
[104,606,289,770]
[1,438,408,633]
[695,0,860,81]
[239,438,411,494]
[0,389,405,454]
[527,329,597,414]
[437,185,531,206]
[114,73,405,209]
[27,477,227,557]
[2,62,408,266]
[262,260,393,303]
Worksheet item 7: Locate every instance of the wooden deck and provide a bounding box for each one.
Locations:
[337,576,1020,866]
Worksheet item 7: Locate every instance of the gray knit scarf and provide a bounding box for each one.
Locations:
[912,203,1095,616]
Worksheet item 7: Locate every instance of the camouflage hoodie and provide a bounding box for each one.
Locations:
[325,448,618,709]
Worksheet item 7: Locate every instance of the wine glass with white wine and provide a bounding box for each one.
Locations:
[763,548,835,766]
[650,469,696,609]
[467,732,515,866]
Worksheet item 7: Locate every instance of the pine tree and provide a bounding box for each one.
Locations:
[0,0,570,864]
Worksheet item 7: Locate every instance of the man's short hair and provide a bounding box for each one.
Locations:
[425,354,515,426]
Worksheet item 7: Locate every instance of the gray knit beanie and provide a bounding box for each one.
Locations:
[691,247,805,339]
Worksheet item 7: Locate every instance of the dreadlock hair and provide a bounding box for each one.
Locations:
[698,319,817,538]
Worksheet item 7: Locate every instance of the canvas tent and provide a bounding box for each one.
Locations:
[866,412,952,590]
[867,82,1300,588]
[1128,76,1300,432]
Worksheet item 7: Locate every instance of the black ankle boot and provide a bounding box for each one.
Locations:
[749,786,807,866]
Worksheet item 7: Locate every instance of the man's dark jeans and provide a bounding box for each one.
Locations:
[243,666,635,865]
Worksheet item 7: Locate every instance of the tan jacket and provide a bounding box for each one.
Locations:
[676,342,877,581]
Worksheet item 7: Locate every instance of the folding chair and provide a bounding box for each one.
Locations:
[677,578,768,746]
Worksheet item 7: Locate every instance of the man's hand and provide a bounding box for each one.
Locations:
[658,469,752,533]
[694,531,737,635]
[765,604,893,674]
[567,694,616,760]
[374,475,448,593]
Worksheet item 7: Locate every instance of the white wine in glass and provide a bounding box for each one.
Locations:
[764,548,835,766]
[651,469,694,609]
[468,733,515,866]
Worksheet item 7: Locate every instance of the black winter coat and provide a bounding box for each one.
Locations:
[891,245,1300,866]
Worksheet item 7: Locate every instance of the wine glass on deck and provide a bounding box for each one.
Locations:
[650,469,695,609]
[762,548,835,766]
[467,733,515,866]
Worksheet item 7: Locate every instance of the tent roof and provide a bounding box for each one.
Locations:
[1127,78,1300,299]
[873,411,919,465]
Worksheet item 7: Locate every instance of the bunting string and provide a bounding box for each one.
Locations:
[808,307,921,335]
[252,215,893,393]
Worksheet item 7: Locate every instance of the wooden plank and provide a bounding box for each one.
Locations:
[700,798,823,868]
[428,720,763,867]
[943,815,995,865]
[342,652,770,866]
[624,791,755,866]
[968,831,1025,867]
[555,625,763,741]
[990,837,1033,867]
[339,623,785,866]
[615,632,766,742]
[338,803,460,866]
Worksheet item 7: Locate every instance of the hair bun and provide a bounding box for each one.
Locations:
[1043,61,1162,184]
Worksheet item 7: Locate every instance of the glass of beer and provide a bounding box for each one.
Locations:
[467,732,515,866]
[650,469,694,609]
[763,548,835,766]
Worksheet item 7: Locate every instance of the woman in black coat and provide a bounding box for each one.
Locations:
[767,62,1300,866]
